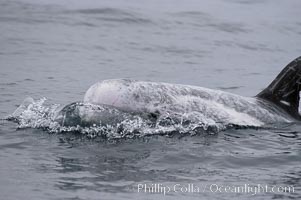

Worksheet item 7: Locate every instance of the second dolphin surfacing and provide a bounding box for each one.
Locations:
[56,57,301,128]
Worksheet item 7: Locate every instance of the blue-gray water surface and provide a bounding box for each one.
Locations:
[1,0,301,199]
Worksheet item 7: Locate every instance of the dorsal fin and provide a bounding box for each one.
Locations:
[256,56,301,119]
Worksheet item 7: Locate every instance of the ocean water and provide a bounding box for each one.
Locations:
[1,0,301,199]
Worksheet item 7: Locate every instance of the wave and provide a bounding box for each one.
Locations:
[75,8,135,17]
[72,8,153,25]
[171,11,250,34]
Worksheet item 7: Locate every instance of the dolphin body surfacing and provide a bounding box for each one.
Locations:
[56,57,301,128]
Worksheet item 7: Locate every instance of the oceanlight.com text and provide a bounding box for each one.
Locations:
[136,183,295,196]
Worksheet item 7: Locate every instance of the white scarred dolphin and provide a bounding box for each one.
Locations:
[57,57,301,128]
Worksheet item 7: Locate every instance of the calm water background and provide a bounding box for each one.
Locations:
[1,0,301,199]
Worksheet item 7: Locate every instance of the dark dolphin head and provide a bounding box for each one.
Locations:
[54,102,83,127]
[54,102,158,127]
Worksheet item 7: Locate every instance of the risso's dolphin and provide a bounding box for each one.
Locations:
[56,56,301,129]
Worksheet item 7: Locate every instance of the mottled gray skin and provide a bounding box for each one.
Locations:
[56,57,301,127]
[81,79,295,126]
